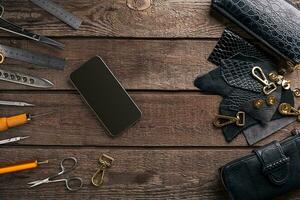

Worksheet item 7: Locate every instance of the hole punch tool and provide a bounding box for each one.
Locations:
[0,111,54,132]
[252,66,277,95]
[28,157,83,191]
[0,159,48,175]
[91,154,114,187]
[0,0,64,49]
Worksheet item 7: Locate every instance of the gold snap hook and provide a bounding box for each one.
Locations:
[91,154,114,187]
[252,67,277,95]
[213,111,245,128]
[278,103,300,121]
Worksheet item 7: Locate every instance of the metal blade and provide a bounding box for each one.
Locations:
[0,100,35,107]
[0,136,29,145]
[39,36,64,49]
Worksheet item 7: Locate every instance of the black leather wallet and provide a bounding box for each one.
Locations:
[220,129,300,200]
[212,0,300,71]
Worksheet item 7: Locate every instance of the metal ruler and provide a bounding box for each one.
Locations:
[30,0,82,30]
[0,44,66,70]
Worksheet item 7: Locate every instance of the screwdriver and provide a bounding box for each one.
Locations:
[0,160,49,175]
[0,112,54,132]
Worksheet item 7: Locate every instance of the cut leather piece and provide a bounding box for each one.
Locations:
[212,0,300,65]
[220,131,300,200]
[254,141,290,186]
[208,28,270,66]
[220,56,275,93]
[244,117,296,145]
[242,87,282,123]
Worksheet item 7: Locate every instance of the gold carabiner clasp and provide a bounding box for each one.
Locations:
[213,111,245,128]
[252,66,277,95]
[91,154,114,187]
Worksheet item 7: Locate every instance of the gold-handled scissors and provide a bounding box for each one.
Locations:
[28,157,83,191]
[0,0,63,49]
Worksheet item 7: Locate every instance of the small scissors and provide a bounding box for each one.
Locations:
[0,0,64,49]
[28,157,83,191]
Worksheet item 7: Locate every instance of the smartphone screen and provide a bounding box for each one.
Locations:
[70,56,142,137]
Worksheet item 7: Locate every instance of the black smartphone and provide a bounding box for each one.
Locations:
[70,56,142,137]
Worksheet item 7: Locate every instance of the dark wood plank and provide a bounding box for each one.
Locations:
[1,38,300,91]
[4,0,226,38]
[0,91,297,147]
[0,147,298,200]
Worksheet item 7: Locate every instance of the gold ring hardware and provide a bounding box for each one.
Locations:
[252,67,277,95]
[0,53,5,64]
[253,99,264,109]
[268,71,291,90]
[278,103,300,121]
[91,154,114,187]
[293,88,300,97]
[213,111,245,128]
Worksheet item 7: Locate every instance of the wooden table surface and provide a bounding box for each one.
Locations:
[0,0,300,199]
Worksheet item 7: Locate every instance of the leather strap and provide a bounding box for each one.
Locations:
[254,141,290,186]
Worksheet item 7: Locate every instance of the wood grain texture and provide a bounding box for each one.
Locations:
[1,38,300,91]
[0,148,298,200]
[0,91,297,147]
[3,0,226,38]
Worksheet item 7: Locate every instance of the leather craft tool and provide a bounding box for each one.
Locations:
[0,160,48,175]
[28,157,83,191]
[0,136,29,145]
[0,1,63,49]
[213,111,245,128]
[0,100,34,107]
[0,67,53,88]
[0,46,66,70]
[91,154,114,187]
[252,66,277,95]
[30,0,82,30]
[0,112,54,132]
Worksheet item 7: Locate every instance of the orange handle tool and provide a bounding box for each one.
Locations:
[0,113,29,132]
[0,160,38,175]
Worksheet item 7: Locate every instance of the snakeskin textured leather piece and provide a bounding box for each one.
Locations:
[212,0,300,64]
[208,29,269,66]
[220,59,263,93]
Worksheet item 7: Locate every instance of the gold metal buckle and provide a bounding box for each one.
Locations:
[213,111,245,128]
[91,154,114,187]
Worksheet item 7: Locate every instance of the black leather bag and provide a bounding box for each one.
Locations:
[220,129,300,200]
[211,0,300,71]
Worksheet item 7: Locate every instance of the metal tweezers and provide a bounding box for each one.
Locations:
[0,1,64,49]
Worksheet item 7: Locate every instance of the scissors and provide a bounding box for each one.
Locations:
[28,157,83,191]
[0,0,64,49]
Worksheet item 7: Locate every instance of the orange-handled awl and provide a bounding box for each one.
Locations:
[0,112,54,132]
[0,160,48,175]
